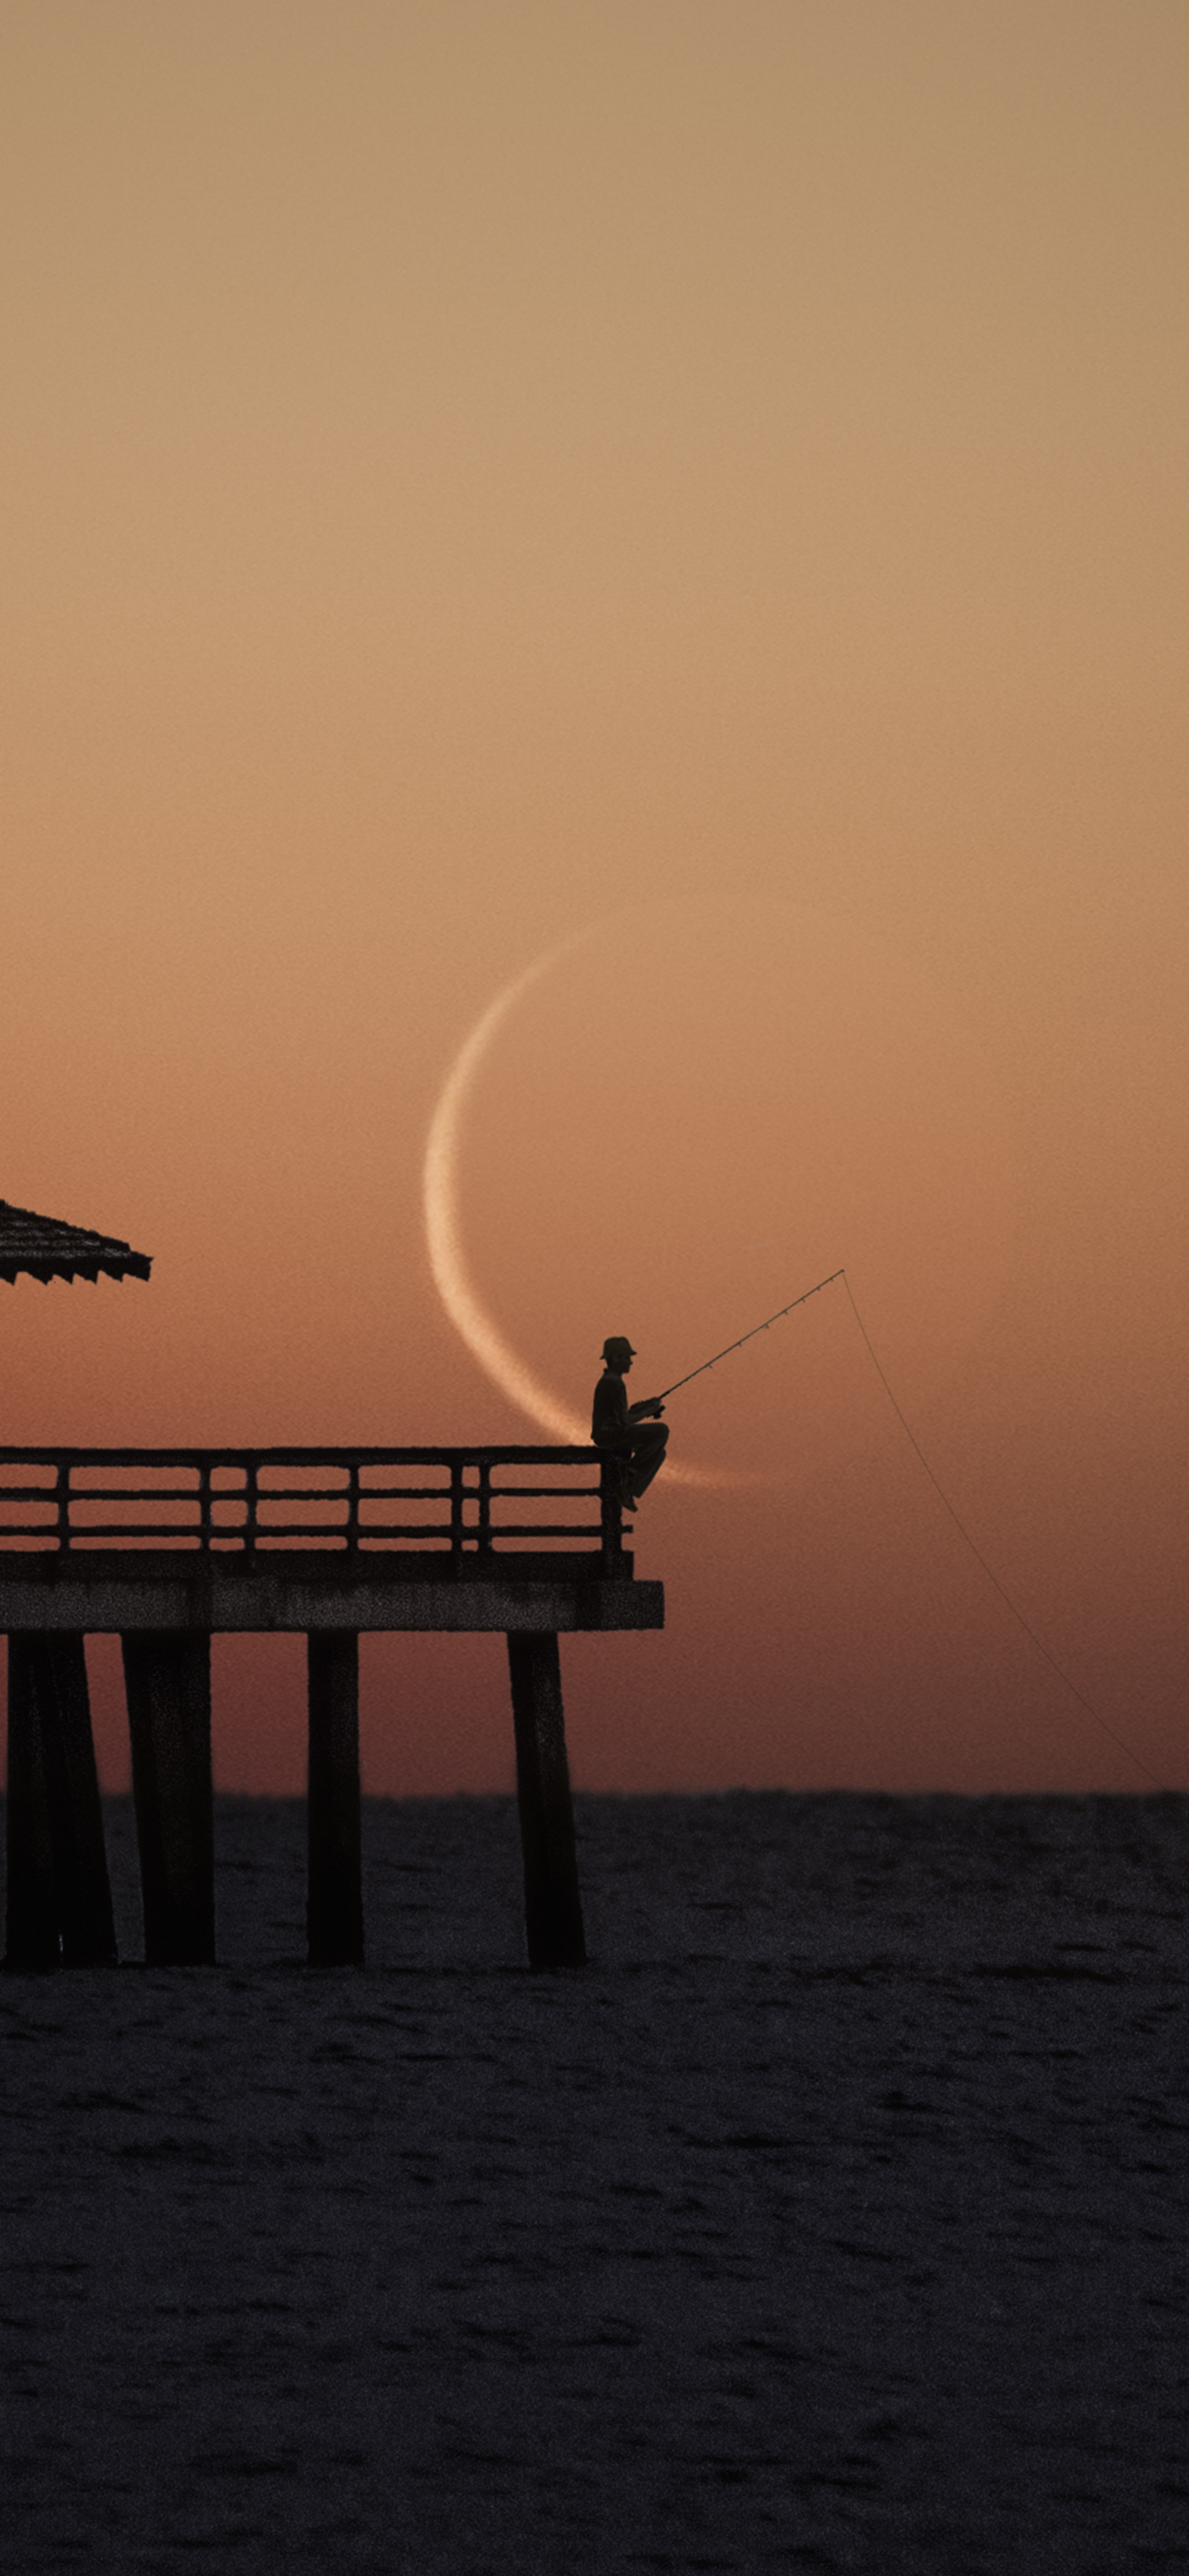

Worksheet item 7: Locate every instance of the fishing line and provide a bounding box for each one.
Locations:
[841,1274,1166,1791]
[660,1267,1164,1786]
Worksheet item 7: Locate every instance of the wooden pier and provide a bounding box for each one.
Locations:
[0,1445,663,1973]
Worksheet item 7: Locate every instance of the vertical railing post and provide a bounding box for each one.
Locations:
[449,1456,465,1562]
[56,1458,71,1554]
[198,1458,212,1554]
[599,1454,624,1576]
[477,1456,493,1556]
[346,1459,361,1554]
[243,1456,259,1556]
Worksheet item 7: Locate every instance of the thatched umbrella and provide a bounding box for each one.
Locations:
[0,1198,152,1285]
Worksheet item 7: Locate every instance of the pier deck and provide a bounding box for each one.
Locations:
[2,1447,663,1974]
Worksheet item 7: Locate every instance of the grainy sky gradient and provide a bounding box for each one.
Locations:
[2,2,1186,1793]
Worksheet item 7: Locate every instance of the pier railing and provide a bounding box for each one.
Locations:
[0,1447,628,1572]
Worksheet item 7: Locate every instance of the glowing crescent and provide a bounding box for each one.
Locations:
[422,933,728,1485]
[423,932,593,1441]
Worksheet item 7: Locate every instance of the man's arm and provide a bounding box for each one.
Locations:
[627,1396,665,1422]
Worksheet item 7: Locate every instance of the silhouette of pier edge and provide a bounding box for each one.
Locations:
[0,1443,662,1974]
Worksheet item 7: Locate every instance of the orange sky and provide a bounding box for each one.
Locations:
[2,2,1186,1794]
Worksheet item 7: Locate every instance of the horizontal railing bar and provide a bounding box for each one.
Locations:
[0,1525,612,1546]
[477,1522,602,1538]
[0,1529,609,1542]
[17,1486,599,1506]
[328,1486,453,1502]
[53,1518,206,1530]
[346,1521,452,1535]
[488,1485,602,1499]
[66,1525,202,1546]
[58,1489,211,1506]
[54,1521,359,1541]
[0,1445,605,1467]
[8,1487,474,1509]
[2,1520,608,1541]
[43,1491,601,1510]
[250,1525,604,1543]
[252,1521,449,1540]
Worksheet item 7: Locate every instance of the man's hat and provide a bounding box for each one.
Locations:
[601,1335,636,1365]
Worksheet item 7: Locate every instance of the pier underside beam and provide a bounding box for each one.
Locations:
[122,1631,215,1966]
[5,1634,116,1970]
[507,1631,586,1972]
[0,1564,662,1636]
[307,1631,363,1968]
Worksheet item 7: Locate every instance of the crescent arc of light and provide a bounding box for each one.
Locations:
[421,931,729,1487]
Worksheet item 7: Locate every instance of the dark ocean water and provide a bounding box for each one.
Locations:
[3,1791,1188,2573]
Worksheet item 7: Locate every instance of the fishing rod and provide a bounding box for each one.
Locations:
[656,1269,844,1402]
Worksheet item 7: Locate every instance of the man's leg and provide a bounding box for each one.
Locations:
[623,1422,668,1503]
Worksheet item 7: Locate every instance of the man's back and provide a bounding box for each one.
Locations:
[592,1368,629,1445]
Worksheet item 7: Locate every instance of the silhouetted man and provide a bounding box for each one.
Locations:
[591,1336,668,1511]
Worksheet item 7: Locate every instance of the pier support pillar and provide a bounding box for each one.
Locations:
[5,1635,116,1970]
[307,1632,363,1967]
[507,1632,586,1971]
[122,1632,215,1966]
[6,1638,61,1970]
